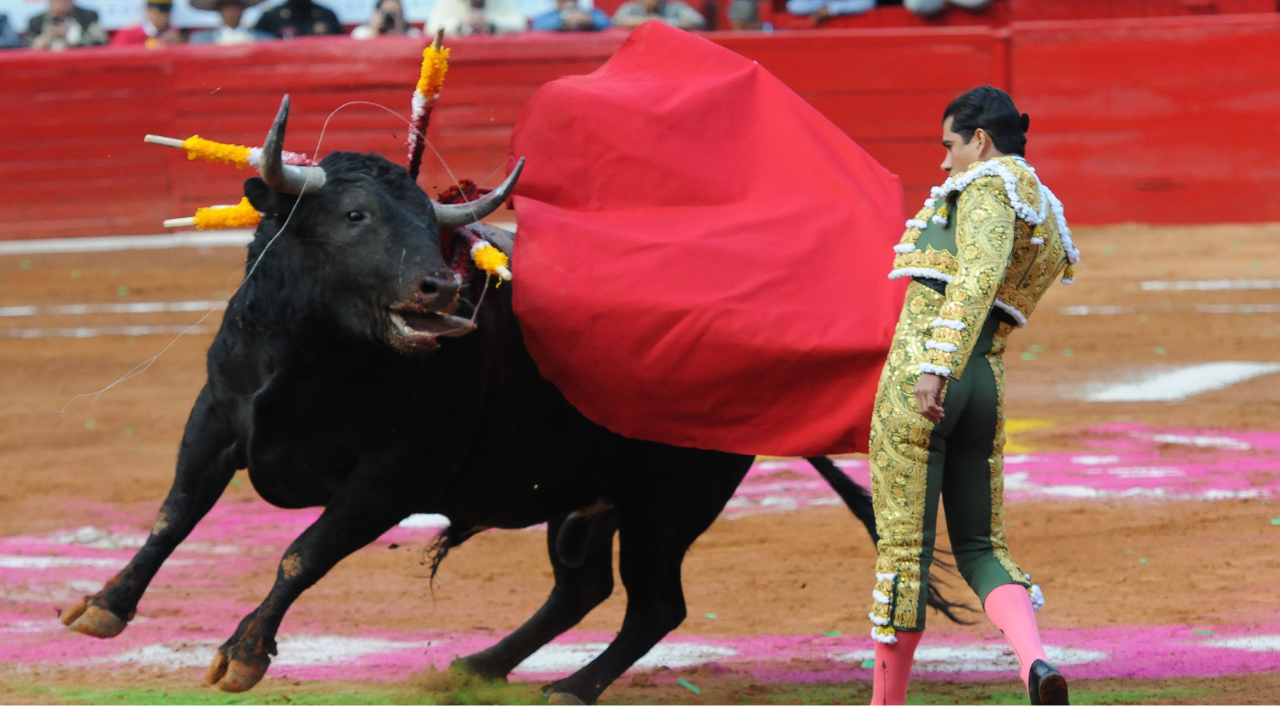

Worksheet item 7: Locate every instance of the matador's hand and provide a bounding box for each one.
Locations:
[914,373,946,424]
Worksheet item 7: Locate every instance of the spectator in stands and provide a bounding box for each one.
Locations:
[1,13,22,48]
[785,0,873,23]
[428,0,526,36]
[612,0,704,29]
[255,0,345,38]
[903,0,992,15]
[351,0,422,38]
[111,0,186,46]
[531,0,610,32]
[190,0,273,44]
[725,0,760,29]
[24,0,107,50]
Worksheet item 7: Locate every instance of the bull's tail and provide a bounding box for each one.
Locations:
[804,456,876,540]
[804,456,975,625]
[424,523,483,589]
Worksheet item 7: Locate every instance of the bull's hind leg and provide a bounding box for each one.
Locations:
[206,483,404,692]
[454,510,618,680]
[542,446,752,704]
[63,385,240,638]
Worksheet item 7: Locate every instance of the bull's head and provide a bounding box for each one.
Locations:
[242,96,522,354]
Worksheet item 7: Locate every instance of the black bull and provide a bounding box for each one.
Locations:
[61,139,961,704]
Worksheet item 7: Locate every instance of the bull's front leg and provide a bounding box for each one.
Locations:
[206,479,404,692]
[63,385,241,638]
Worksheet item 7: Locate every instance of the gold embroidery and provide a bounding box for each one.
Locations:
[918,174,1015,380]
[892,249,958,277]
[870,282,941,631]
[892,157,1071,336]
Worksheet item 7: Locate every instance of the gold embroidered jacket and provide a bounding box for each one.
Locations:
[887,156,1077,380]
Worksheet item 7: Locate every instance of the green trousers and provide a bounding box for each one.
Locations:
[868,284,1030,642]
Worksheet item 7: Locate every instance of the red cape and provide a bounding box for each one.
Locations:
[510,22,906,456]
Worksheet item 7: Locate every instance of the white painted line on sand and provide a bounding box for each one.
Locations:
[0,231,254,255]
[1142,279,1280,291]
[1060,306,1130,316]
[398,514,450,529]
[1061,304,1280,316]
[1192,304,1280,314]
[1083,362,1280,402]
[0,325,216,340]
[0,555,124,569]
[0,222,517,256]
[516,642,737,673]
[1204,635,1280,652]
[0,300,226,317]
[1142,432,1252,450]
[99,635,433,670]
[832,645,1108,673]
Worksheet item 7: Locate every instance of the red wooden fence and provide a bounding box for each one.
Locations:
[1,15,1277,240]
[1011,14,1280,223]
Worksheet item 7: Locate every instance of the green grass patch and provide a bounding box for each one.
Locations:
[15,667,549,706]
[16,686,399,706]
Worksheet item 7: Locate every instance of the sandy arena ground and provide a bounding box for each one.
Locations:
[2,222,1280,704]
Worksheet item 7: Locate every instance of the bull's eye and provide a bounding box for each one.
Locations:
[346,211,366,223]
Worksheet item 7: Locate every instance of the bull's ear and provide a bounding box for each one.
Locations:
[244,178,284,214]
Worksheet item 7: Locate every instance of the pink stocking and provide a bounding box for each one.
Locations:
[870,630,923,705]
[984,583,1049,687]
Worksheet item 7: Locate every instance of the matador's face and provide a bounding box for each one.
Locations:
[940,115,992,177]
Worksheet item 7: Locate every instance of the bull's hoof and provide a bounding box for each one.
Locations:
[205,649,230,686]
[206,649,270,693]
[547,692,586,705]
[219,659,270,693]
[451,657,508,682]
[62,598,127,639]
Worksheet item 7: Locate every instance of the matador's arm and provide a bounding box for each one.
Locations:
[919,176,1016,381]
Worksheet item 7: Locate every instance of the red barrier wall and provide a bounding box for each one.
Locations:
[0,16,1277,239]
[1010,14,1280,224]
[0,33,627,239]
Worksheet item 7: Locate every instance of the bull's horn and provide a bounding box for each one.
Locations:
[432,158,524,229]
[259,95,326,195]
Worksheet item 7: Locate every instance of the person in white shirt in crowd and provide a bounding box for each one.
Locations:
[351,0,422,39]
[904,0,991,15]
[190,0,273,44]
[785,0,873,22]
[428,0,526,36]
[24,0,107,50]
[531,0,611,32]
[611,0,703,29]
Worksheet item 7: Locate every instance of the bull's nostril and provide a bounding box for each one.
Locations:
[418,276,460,301]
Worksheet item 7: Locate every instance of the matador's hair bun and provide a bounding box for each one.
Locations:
[943,86,1029,156]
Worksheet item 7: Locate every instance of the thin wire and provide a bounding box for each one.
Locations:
[52,100,415,414]
[469,274,492,325]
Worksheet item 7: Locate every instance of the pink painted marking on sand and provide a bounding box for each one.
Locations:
[3,424,1278,684]
[732,424,1280,516]
[4,599,1280,684]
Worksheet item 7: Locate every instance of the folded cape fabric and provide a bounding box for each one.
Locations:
[510,21,906,456]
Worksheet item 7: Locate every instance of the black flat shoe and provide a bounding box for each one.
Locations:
[1028,659,1069,705]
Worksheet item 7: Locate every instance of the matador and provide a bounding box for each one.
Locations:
[866,86,1079,705]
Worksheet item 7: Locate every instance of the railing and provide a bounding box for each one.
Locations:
[2,13,1278,240]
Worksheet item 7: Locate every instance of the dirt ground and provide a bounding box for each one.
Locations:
[2,221,1280,704]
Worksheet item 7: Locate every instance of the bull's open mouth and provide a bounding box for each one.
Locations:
[389,309,476,344]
